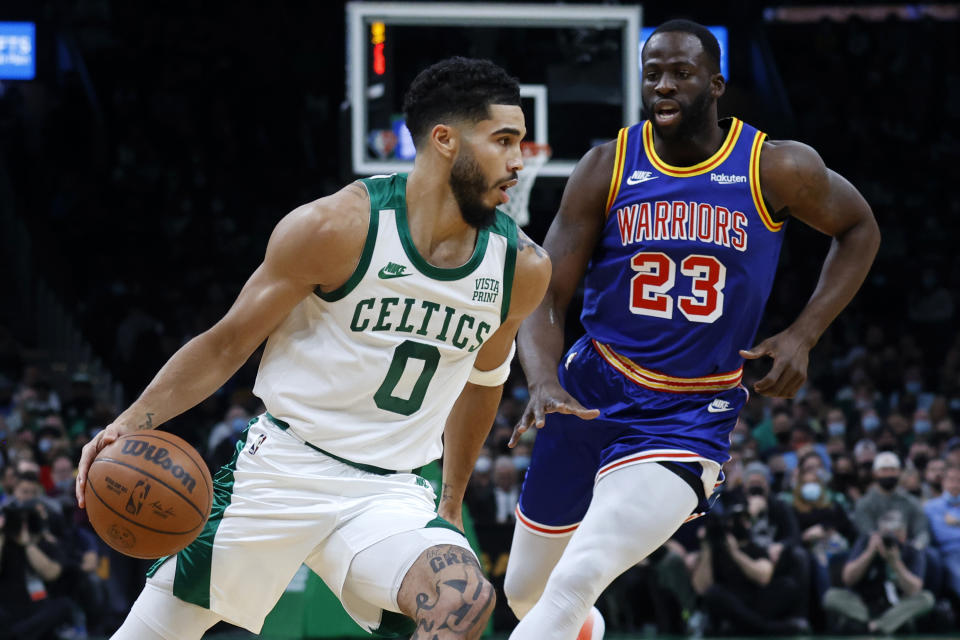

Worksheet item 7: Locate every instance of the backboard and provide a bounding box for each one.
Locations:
[346,2,642,178]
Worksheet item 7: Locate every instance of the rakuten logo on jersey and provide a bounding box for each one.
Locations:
[709,173,747,185]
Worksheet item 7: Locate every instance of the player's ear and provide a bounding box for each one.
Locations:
[429,123,459,160]
[711,73,726,99]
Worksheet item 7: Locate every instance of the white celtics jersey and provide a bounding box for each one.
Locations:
[253,174,518,470]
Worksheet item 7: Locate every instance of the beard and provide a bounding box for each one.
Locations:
[449,146,499,229]
[644,86,713,140]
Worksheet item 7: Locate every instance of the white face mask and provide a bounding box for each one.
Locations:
[801,482,822,502]
[474,456,492,474]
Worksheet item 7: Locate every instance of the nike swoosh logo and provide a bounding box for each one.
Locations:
[626,175,658,185]
[378,267,412,279]
[707,405,734,413]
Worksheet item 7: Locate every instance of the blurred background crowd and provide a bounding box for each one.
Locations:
[1,1,959,638]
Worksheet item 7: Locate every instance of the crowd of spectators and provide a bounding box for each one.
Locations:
[1,4,959,638]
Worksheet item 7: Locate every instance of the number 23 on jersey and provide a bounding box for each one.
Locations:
[629,252,726,323]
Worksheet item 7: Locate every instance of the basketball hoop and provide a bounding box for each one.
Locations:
[501,142,551,226]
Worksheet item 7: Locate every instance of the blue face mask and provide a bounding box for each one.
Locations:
[862,415,881,432]
[914,420,932,434]
[801,482,822,502]
[827,421,846,437]
[731,432,746,446]
[512,456,531,472]
[905,381,923,395]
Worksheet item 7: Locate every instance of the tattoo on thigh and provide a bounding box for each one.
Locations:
[410,548,493,639]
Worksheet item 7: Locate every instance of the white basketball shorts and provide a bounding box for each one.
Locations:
[145,414,472,634]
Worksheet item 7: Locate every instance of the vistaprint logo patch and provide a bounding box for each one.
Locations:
[710,172,747,185]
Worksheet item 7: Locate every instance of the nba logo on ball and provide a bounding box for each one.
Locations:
[85,431,213,559]
[119,438,199,493]
[124,479,151,515]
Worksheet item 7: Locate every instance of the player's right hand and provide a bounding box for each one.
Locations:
[509,381,599,447]
[76,423,128,508]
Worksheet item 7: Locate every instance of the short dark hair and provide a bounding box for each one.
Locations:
[642,19,721,74]
[402,57,520,147]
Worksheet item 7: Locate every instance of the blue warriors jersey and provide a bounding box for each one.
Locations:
[517,119,783,532]
[580,118,786,388]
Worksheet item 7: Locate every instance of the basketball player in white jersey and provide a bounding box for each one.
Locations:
[75,57,550,640]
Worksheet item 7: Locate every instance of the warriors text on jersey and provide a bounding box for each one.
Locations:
[582,117,786,389]
[253,174,518,470]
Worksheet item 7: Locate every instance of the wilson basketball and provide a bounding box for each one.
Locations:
[84,430,213,559]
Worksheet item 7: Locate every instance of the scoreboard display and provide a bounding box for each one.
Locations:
[0,22,35,80]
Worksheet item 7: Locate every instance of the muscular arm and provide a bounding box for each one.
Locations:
[438,233,551,528]
[77,183,370,506]
[510,143,612,442]
[741,142,880,397]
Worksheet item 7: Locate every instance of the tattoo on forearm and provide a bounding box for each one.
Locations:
[517,232,547,259]
[137,413,154,430]
[440,482,455,503]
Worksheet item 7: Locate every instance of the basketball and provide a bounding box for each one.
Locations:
[84,430,213,559]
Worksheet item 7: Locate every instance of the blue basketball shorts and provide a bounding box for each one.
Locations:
[516,334,748,536]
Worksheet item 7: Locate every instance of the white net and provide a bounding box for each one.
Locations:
[501,143,551,227]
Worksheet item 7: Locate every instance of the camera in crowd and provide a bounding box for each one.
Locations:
[705,502,751,548]
[877,509,905,552]
[2,500,46,537]
[881,532,899,549]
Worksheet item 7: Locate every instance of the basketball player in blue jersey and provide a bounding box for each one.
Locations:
[73,58,551,640]
[504,20,880,639]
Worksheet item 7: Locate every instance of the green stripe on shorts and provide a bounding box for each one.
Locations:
[265,412,423,477]
[171,424,252,608]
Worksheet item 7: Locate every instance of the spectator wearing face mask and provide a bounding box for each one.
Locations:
[824,407,850,456]
[913,408,934,440]
[789,468,858,602]
[830,453,860,504]
[742,462,801,552]
[860,409,882,439]
[758,408,794,458]
[45,454,75,514]
[510,441,532,478]
[853,452,929,548]
[924,457,946,501]
[824,407,848,440]
[924,463,960,606]
[929,419,955,451]
[852,439,878,500]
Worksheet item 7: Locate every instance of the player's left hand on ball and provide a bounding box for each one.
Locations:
[739,330,811,398]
